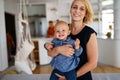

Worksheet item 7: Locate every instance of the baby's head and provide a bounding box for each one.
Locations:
[54,21,70,40]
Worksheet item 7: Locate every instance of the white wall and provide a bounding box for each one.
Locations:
[98,38,120,67]
[4,0,18,14]
[46,2,71,24]
[0,0,8,71]
[0,0,19,71]
[27,5,46,16]
[4,0,20,44]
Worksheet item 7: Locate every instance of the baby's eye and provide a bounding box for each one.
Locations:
[56,31,59,33]
[62,30,65,32]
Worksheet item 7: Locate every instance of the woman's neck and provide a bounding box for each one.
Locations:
[70,21,85,34]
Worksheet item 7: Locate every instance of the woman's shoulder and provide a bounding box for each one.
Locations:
[84,25,95,31]
[83,25,97,35]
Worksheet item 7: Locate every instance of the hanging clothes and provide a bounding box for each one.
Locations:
[15,0,36,74]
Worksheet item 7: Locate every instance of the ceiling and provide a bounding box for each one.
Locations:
[17,0,113,14]
[27,0,113,9]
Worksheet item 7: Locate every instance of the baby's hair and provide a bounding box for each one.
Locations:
[55,20,70,29]
[55,21,67,25]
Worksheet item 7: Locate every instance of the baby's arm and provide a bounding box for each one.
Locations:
[74,38,83,56]
[74,38,80,49]
[44,42,53,51]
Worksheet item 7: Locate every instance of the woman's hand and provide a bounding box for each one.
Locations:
[58,44,75,57]
[46,43,75,57]
[55,73,66,80]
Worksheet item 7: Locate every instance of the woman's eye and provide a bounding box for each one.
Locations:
[72,6,77,9]
[80,7,85,11]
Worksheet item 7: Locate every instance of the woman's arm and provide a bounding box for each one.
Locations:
[76,33,98,77]
[45,43,75,57]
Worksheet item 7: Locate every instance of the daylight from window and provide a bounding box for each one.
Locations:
[101,0,113,39]
[102,9,113,39]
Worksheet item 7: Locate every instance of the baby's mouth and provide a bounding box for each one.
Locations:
[59,35,64,37]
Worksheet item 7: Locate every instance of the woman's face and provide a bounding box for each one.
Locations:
[70,0,86,22]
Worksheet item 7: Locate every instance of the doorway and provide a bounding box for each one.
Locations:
[5,12,16,66]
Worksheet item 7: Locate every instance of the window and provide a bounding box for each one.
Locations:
[102,9,113,39]
[101,0,114,39]
[90,0,114,39]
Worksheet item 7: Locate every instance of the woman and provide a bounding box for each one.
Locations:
[46,0,98,80]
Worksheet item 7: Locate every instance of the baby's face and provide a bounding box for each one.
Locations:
[54,23,70,40]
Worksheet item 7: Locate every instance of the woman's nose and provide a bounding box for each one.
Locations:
[76,8,79,12]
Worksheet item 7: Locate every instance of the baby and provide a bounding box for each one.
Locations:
[45,21,83,80]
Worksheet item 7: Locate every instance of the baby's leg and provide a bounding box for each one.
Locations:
[65,69,76,80]
[50,69,64,80]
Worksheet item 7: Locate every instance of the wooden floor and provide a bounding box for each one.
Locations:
[92,64,120,73]
[32,65,53,74]
[32,63,120,74]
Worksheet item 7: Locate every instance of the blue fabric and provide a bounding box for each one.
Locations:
[50,69,76,80]
[50,37,83,72]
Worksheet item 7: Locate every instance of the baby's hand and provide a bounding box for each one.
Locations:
[74,38,80,49]
[45,42,53,51]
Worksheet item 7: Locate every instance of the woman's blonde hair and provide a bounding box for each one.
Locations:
[71,0,94,24]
